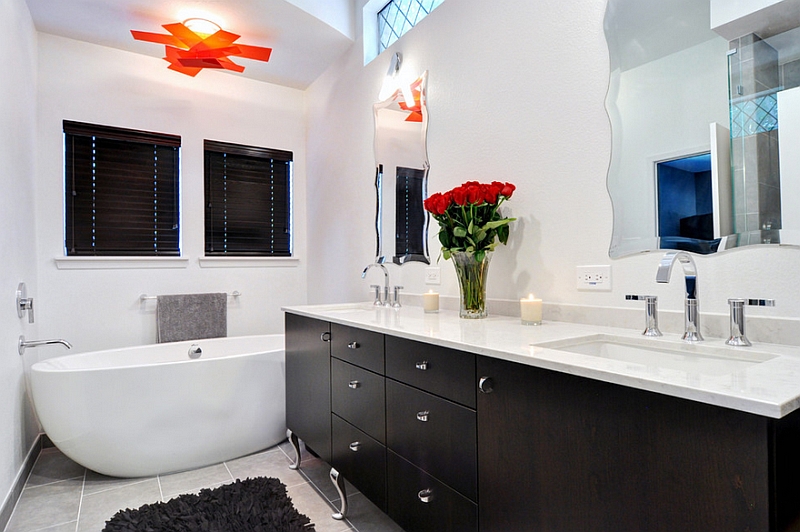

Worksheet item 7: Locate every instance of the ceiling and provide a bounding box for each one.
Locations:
[24,0,356,89]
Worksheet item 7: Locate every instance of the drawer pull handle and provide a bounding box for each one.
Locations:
[418,488,433,503]
[479,376,494,394]
[348,380,361,389]
[347,342,360,349]
[416,410,429,422]
[320,332,331,342]
[349,442,361,452]
[415,361,429,370]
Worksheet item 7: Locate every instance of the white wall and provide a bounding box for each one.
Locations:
[0,0,39,513]
[306,0,800,328]
[34,34,308,354]
[779,86,800,231]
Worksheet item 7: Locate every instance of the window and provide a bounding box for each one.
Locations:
[204,140,292,256]
[378,0,445,53]
[64,121,180,256]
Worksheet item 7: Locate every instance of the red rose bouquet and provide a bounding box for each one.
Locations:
[423,181,516,263]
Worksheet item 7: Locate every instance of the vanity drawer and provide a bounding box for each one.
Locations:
[386,379,477,501]
[331,323,384,374]
[332,415,387,513]
[387,450,478,532]
[385,336,476,408]
[331,358,385,443]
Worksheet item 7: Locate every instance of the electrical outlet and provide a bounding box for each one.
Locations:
[425,267,441,285]
[577,265,611,291]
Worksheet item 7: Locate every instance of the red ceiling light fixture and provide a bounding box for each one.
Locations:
[131,18,272,77]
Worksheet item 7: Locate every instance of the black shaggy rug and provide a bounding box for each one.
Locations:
[102,477,315,532]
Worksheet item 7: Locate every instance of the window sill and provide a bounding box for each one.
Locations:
[54,257,190,270]
[198,257,300,268]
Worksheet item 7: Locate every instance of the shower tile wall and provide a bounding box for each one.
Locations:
[782,58,800,90]
[729,34,781,235]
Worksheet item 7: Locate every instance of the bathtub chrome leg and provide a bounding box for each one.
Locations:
[287,429,301,470]
[330,467,348,520]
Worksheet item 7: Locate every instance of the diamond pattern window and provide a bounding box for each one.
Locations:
[730,92,779,138]
[378,0,444,52]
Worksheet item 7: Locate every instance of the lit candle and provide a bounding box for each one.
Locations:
[520,294,542,325]
[423,290,439,313]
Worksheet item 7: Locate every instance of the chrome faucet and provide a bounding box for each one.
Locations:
[361,263,390,306]
[18,336,72,356]
[656,251,703,342]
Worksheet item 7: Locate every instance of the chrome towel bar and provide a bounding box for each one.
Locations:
[139,291,241,302]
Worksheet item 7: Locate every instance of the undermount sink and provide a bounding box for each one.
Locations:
[533,334,777,377]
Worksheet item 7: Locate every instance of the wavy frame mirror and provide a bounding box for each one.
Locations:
[373,66,430,265]
[605,0,800,258]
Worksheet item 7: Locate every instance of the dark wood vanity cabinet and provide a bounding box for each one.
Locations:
[477,355,800,532]
[286,313,800,532]
[285,313,331,462]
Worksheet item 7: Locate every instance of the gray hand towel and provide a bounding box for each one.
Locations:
[156,293,227,343]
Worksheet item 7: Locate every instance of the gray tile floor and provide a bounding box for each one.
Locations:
[4,441,404,532]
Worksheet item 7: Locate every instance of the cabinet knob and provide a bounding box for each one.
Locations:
[416,410,429,422]
[479,376,494,394]
[418,488,433,503]
[349,442,361,452]
[415,361,429,371]
[348,380,361,389]
[320,332,331,343]
[347,341,360,349]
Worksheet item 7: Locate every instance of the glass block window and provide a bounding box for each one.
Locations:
[378,0,444,52]
[730,92,778,138]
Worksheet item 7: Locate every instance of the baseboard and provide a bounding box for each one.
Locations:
[0,433,43,531]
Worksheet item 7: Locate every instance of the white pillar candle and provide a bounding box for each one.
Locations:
[423,290,439,313]
[520,294,542,325]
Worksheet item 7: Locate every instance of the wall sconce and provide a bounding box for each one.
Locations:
[378,52,422,121]
[131,19,272,77]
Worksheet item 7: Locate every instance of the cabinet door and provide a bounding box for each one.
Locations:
[285,313,331,463]
[386,380,477,501]
[385,336,476,408]
[331,323,384,374]
[477,355,771,532]
[332,415,387,512]
[387,450,477,532]
[331,358,386,443]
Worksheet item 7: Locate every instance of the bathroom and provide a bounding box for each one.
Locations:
[3,0,800,530]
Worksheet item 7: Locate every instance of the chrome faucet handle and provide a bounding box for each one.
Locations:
[369,285,382,306]
[726,298,775,347]
[16,282,34,324]
[392,286,404,308]
[626,295,662,337]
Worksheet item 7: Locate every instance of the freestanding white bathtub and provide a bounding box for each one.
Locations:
[30,334,286,478]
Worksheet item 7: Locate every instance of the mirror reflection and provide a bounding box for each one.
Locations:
[605,0,800,257]
[373,62,430,264]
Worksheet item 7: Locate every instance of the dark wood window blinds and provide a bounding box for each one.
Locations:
[204,140,292,256]
[64,120,181,256]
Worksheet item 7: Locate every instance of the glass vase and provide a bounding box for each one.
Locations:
[451,251,492,319]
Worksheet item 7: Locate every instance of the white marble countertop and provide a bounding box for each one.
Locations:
[282,303,800,419]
